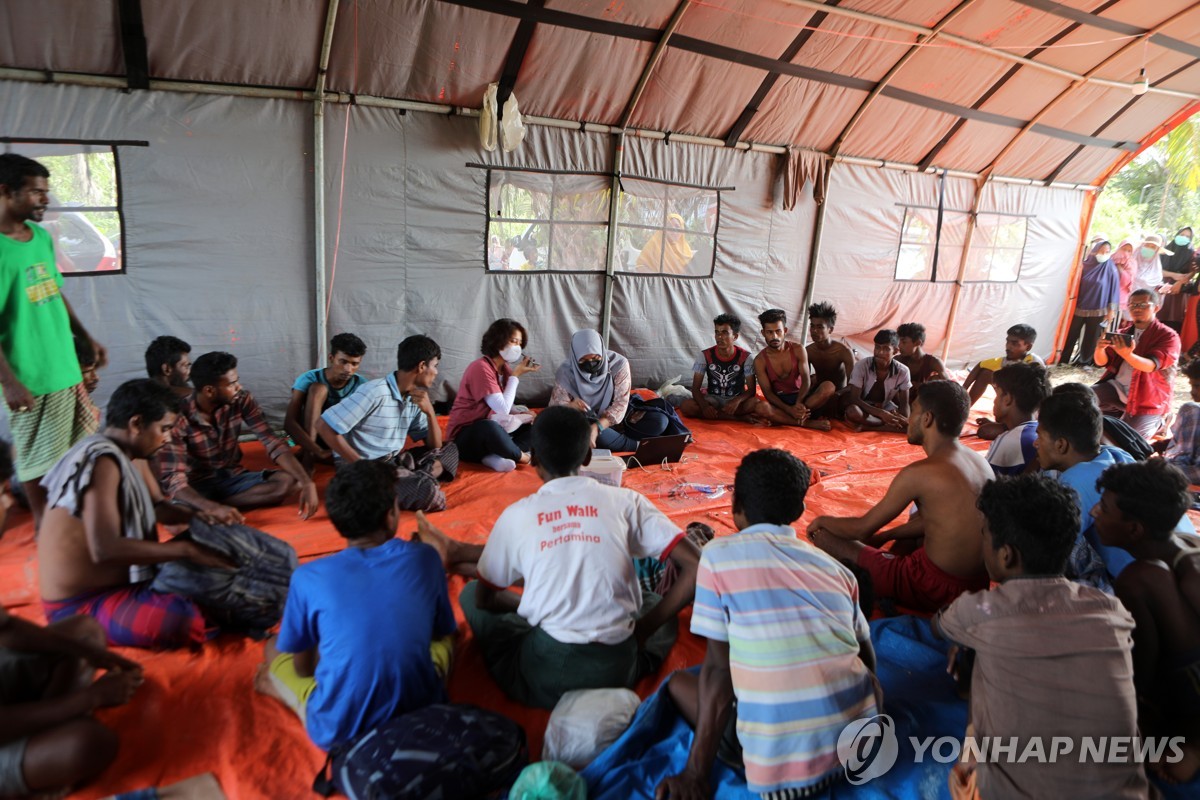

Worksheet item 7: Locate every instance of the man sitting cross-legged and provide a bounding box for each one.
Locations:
[315,335,454,512]
[808,381,992,614]
[962,323,1042,407]
[1092,460,1200,785]
[144,335,193,397]
[679,313,759,423]
[417,406,701,709]
[896,322,946,404]
[752,308,830,430]
[844,329,912,433]
[804,301,857,420]
[0,608,143,798]
[284,332,366,471]
[38,379,236,648]
[257,459,456,752]
[156,351,317,525]
[656,449,882,800]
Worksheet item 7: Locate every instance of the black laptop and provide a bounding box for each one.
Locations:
[623,433,690,467]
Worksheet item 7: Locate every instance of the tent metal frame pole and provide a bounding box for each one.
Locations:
[313,0,340,366]
[940,175,988,366]
[970,4,1200,181]
[797,157,836,335]
[773,0,1197,99]
[0,66,1102,191]
[600,0,691,346]
[599,136,625,346]
[828,0,979,158]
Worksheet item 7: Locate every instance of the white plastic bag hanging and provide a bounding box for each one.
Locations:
[501,91,527,152]
[479,82,499,152]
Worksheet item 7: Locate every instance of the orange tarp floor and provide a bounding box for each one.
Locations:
[0,412,1012,799]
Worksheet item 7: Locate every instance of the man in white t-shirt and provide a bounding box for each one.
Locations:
[423,406,701,709]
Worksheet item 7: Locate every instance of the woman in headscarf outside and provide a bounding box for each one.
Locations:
[635,213,694,275]
[1157,226,1196,331]
[1061,239,1118,367]
[1112,239,1137,322]
[551,330,642,452]
[1130,233,1169,294]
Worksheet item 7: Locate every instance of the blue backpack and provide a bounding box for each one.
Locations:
[315,704,528,800]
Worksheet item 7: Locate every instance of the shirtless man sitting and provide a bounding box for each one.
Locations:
[805,301,856,420]
[808,380,993,613]
[1092,460,1200,784]
[38,379,234,648]
[896,322,946,403]
[752,308,830,430]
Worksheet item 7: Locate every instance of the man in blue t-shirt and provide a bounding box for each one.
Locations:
[284,332,367,470]
[256,459,456,751]
[1034,390,1131,591]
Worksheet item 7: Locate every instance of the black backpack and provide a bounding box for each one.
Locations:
[1101,415,1153,461]
[316,704,528,800]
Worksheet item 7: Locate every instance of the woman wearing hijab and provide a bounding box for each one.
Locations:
[447,318,541,471]
[1061,239,1118,366]
[1131,234,1169,294]
[1111,239,1136,322]
[551,330,667,452]
[635,213,695,275]
[1160,226,1197,331]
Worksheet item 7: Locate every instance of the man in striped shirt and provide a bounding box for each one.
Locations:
[657,449,881,800]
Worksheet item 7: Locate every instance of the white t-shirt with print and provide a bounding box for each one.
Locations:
[477,476,683,645]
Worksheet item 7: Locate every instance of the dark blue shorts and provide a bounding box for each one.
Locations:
[192,468,276,501]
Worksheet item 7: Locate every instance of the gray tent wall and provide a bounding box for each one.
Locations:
[1,82,819,420]
[1,82,315,423]
[813,162,1087,365]
[0,77,1092,431]
[325,108,817,407]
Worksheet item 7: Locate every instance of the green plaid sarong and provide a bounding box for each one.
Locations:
[8,383,99,482]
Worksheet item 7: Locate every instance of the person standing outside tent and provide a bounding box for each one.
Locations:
[0,153,105,532]
[1111,239,1136,323]
[1158,226,1196,332]
[636,214,694,275]
[1130,233,1169,294]
[1060,239,1119,367]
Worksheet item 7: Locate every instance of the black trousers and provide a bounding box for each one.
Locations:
[1061,314,1105,366]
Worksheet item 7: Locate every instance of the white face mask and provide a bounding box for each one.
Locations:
[500,344,523,363]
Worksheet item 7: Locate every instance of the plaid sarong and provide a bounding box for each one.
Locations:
[9,383,99,482]
[43,582,213,649]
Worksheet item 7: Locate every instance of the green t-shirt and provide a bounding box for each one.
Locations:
[0,222,82,397]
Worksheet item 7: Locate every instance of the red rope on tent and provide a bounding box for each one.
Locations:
[325,0,359,325]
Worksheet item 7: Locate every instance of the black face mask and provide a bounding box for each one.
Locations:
[579,359,604,376]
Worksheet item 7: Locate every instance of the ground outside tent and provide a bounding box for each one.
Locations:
[1,403,1197,800]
